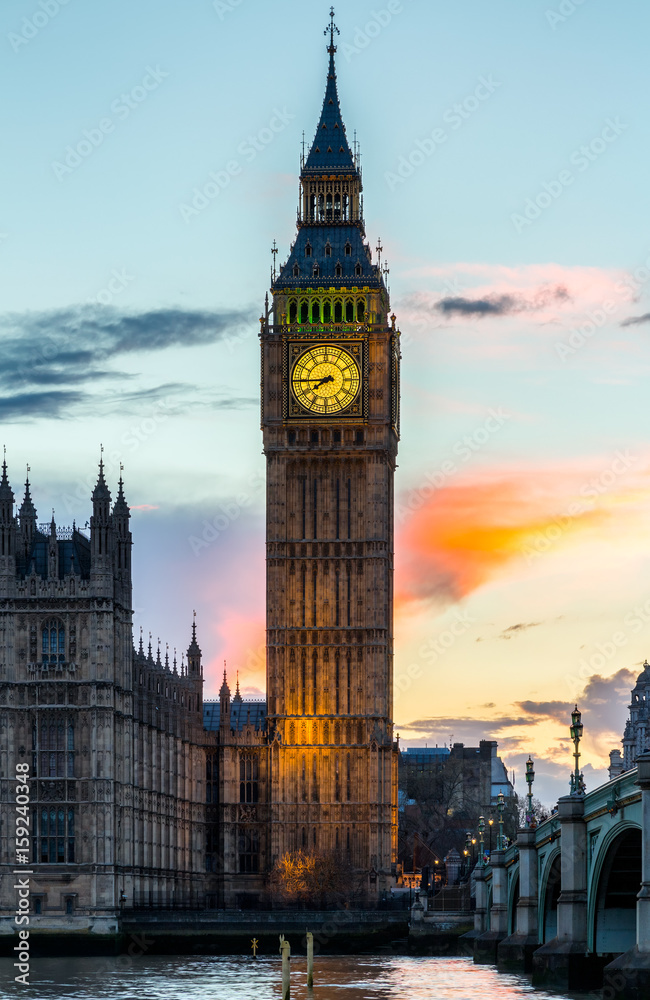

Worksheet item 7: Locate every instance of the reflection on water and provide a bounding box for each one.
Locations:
[0,954,600,999]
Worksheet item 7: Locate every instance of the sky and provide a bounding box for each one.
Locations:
[2,0,650,807]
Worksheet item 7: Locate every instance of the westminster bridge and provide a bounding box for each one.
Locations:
[413,751,650,997]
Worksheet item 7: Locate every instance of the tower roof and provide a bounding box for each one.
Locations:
[0,457,14,503]
[303,10,358,177]
[92,457,111,502]
[188,612,201,655]
[113,473,130,518]
[19,471,36,521]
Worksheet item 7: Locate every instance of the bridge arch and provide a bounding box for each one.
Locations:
[588,822,641,956]
[539,848,562,943]
[507,867,520,935]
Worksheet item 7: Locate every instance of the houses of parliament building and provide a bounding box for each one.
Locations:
[0,15,401,931]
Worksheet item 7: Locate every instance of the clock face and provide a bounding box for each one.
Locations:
[291,345,360,414]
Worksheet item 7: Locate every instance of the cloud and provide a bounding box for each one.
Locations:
[499,622,542,639]
[396,459,650,608]
[516,700,574,723]
[436,285,569,318]
[0,304,256,420]
[621,313,650,327]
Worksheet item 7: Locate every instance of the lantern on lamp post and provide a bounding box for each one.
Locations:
[525,756,536,828]
[569,704,585,795]
[478,815,486,865]
[497,791,505,850]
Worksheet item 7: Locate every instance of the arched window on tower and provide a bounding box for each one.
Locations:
[335,263,342,278]
[344,242,352,256]
[312,299,320,322]
[326,192,332,220]
[323,300,332,323]
[334,300,343,322]
[300,301,309,324]
[289,300,297,323]
[343,193,349,220]
[309,193,316,219]
[305,243,312,257]
[239,754,259,803]
[293,264,300,278]
[42,620,65,664]
[345,300,354,322]
[325,242,332,257]
[355,263,362,277]
[334,193,341,220]
[318,194,325,220]
[357,299,365,322]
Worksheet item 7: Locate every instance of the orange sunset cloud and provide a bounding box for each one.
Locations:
[395,458,650,608]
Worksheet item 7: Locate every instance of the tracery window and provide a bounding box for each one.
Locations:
[32,717,74,778]
[41,620,65,664]
[239,754,259,803]
[32,806,75,864]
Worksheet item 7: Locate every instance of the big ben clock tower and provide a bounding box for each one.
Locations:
[261,10,400,893]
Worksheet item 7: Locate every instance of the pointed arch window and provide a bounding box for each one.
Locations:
[239,754,259,803]
[355,263,362,277]
[325,242,332,257]
[293,264,300,277]
[289,300,298,324]
[305,243,312,257]
[313,264,320,278]
[42,619,65,664]
[335,263,342,278]
[344,242,352,256]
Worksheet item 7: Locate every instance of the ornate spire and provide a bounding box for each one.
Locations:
[156,639,161,666]
[303,8,357,176]
[139,627,144,655]
[0,449,14,504]
[188,610,201,653]
[19,466,36,524]
[92,450,111,502]
[113,465,130,517]
[234,671,242,702]
[219,661,230,698]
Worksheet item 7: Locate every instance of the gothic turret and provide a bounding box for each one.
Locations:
[112,473,132,606]
[48,515,59,580]
[219,666,231,729]
[187,615,202,678]
[271,10,388,329]
[18,472,37,554]
[90,457,113,594]
[0,457,16,592]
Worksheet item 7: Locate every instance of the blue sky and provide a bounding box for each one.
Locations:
[3,0,650,804]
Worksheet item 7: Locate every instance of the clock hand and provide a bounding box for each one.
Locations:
[300,375,334,389]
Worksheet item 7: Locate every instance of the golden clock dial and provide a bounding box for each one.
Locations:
[291,345,360,414]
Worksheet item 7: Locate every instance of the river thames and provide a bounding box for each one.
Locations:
[0,954,600,999]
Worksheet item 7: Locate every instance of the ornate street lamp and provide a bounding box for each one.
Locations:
[525,756,536,828]
[497,791,505,850]
[569,704,586,795]
[478,815,486,865]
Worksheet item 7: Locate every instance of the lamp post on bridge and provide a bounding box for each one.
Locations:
[478,815,485,865]
[525,756,537,828]
[569,704,586,795]
[497,791,505,850]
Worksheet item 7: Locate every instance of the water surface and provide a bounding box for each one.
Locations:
[0,954,601,999]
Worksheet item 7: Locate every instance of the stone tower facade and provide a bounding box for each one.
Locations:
[260,15,400,891]
[0,461,206,931]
